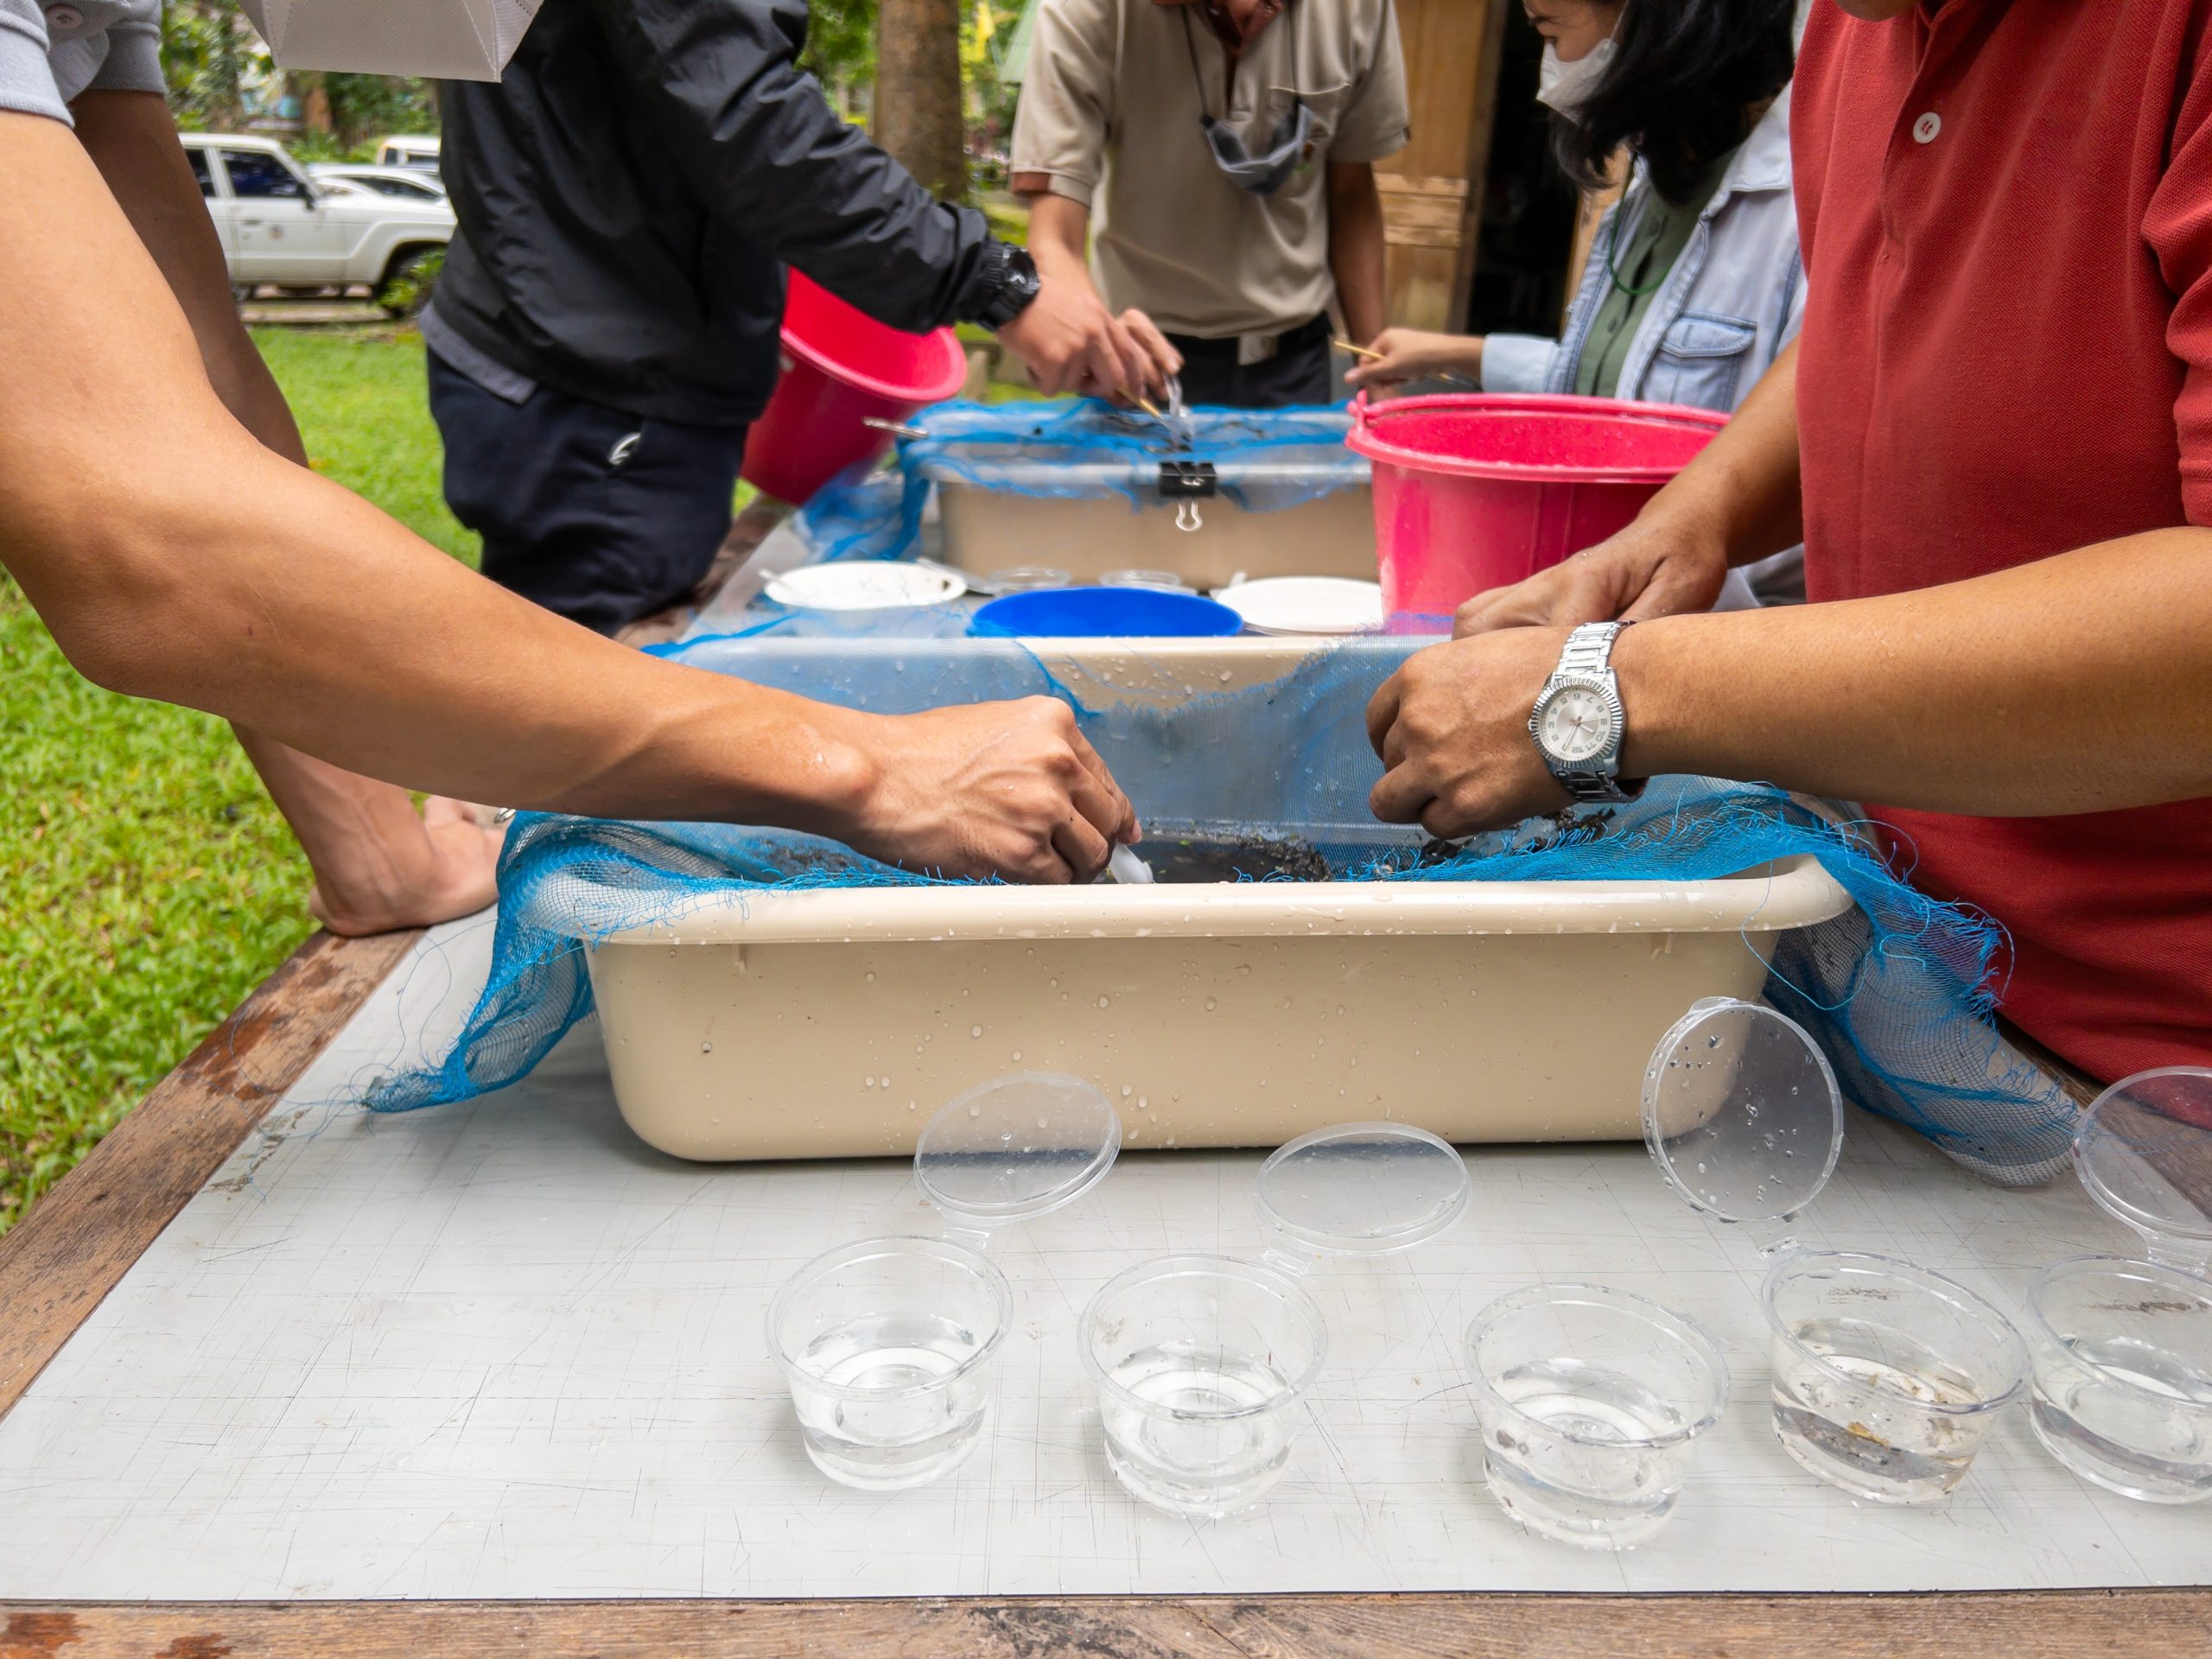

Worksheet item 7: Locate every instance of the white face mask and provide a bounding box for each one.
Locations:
[1535,38,1618,120]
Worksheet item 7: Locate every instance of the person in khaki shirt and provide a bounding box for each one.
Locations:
[1012,0,1408,407]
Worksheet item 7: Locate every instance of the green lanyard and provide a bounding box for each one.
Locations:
[1604,193,1672,298]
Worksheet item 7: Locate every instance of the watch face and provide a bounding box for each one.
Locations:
[1537,684,1614,765]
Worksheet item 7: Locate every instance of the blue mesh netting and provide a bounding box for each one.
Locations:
[794,397,1366,566]
[368,634,2077,1185]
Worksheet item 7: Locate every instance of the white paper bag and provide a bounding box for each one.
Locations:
[239,0,544,82]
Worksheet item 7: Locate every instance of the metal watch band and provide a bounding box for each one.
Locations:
[1558,620,1626,677]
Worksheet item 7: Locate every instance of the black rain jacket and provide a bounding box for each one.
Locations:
[430,0,996,427]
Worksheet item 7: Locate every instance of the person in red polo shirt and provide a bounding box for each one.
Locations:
[1363,0,2212,1086]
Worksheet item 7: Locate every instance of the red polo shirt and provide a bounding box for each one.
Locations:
[1793,1,2212,1082]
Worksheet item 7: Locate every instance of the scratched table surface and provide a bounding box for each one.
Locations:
[0,921,2199,1601]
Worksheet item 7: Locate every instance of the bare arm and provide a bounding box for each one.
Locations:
[1325,161,1387,347]
[1369,526,2212,834]
[1,111,1134,883]
[71,90,498,935]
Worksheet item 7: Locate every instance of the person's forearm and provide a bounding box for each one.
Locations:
[1616,528,2212,815]
[1326,163,1388,346]
[2,110,886,829]
[1636,337,1804,569]
[1027,191,1098,292]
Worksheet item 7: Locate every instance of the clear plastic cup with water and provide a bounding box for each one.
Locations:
[1465,1283,1730,1548]
[768,1236,1012,1490]
[1079,1255,1327,1517]
[1763,1250,2026,1503]
[2025,1255,2212,1503]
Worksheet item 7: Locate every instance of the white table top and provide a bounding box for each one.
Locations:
[0,921,2199,1600]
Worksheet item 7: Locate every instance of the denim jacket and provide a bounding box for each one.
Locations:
[1483,86,1801,415]
[1484,88,1802,603]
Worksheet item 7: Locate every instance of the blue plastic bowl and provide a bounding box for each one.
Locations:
[969,586,1244,639]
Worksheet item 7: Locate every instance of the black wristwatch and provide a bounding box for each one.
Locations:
[969,241,1043,330]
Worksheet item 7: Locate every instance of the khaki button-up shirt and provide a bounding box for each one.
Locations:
[1012,0,1408,340]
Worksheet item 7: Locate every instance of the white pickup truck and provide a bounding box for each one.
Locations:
[181,134,455,316]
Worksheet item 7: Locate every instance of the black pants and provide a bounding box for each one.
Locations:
[427,351,747,632]
[1164,315,1334,408]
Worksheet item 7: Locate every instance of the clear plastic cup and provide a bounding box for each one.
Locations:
[1465,1284,1729,1548]
[2025,1256,2212,1503]
[1079,1255,1327,1517]
[767,1236,1012,1491]
[1763,1250,2026,1503]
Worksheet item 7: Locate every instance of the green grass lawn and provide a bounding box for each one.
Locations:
[0,326,472,1234]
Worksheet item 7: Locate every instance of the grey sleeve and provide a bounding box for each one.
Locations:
[0,0,68,123]
[88,3,167,95]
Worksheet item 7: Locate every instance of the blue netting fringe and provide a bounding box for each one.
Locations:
[367,636,2077,1185]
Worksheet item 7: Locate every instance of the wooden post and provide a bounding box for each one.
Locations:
[1372,0,1508,332]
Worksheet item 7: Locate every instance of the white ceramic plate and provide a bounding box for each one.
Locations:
[764,562,966,612]
[1217,575,1385,636]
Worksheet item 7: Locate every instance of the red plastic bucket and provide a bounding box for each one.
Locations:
[1347,393,1729,617]
[741,272,969,505]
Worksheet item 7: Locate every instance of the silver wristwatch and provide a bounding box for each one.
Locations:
[1528,621,1644,804]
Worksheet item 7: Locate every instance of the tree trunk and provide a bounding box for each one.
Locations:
[873,0,968,202]
[298,73,334,141]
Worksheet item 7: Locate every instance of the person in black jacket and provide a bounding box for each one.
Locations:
[423,0,1180,632]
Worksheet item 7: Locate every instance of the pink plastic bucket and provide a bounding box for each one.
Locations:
[741,272,969,505]
[1347,393,1729,617]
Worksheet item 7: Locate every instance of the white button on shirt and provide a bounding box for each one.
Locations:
[1913,111,1942,144]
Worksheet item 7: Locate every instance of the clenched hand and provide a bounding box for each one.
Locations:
[840,696,1140,883]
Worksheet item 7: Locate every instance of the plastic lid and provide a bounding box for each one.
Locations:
[1642,997,1843,1224]
[1254,1122,1470,1258]
[914,1072,1122,1232]
[1217,576,1386,637]
[764,562,964,612]
[2075,1067,2212,1265]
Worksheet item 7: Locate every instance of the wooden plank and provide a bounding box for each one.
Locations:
[4,1590,2208,1658]
[1374,0,1507,330]
[0,928,417,1423]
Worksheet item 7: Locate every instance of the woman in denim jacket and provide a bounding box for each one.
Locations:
[1351,0,1802,603]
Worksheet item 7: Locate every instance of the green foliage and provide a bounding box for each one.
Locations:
[804,0,880,95]
[0,327,474,1236]
[161,0,266,130]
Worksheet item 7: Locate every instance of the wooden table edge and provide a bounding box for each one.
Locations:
[0,926,422,1421]
[4,1588,2210,1658]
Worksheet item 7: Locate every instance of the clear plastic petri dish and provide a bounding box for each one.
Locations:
[2024,1255,2212,1503]
[914,1071,1122,1243]
[1762,1250,2027,1504]
[981,565,1071,594]
[1465,1283,1729,1549]
[1099,568,1193,592]
[1078,1255,1328,1518]
[766,1235,1013,1491]
[1254,1121,1470,1267]
[1641,996,1842,1229]
[2074,1067,2212,1276]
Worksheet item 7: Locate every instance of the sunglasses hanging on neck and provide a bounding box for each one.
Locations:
[1181,2,1312,199]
